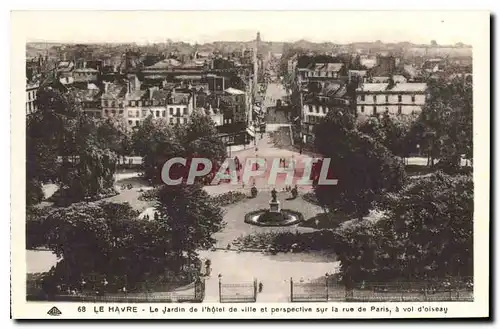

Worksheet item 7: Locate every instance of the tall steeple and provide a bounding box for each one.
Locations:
[251,31,261,123]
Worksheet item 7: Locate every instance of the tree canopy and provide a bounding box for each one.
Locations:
[27,189,224,292]
[26,86,124,206]
[411,77,473,169]
[154,183,225,265]
[313,109,407,219]
[332,172,473,283]
[132,112,226,185]
[357,112,419,160]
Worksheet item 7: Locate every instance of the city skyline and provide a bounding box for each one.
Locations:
[17,11,484,45]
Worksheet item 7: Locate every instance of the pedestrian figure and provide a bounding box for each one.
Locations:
[258,282,263,293]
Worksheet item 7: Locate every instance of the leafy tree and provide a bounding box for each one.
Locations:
[26,202,201,291]
[357,116,386,144]
[27,86,124,205]
[96,117,132,158]
[132,112,226,185]
[179,111,227,164]
[412,77,473,168]
[314,109,406,220]
[26,179,44,207]
[357,112,418,162]
[154,183,225,272]
[132,116,184,185]
[332,172,473,283]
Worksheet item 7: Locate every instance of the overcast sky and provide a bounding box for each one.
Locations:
[15,11,486,45]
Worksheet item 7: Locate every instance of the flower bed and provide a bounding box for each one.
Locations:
[138,188,160,202]
[232,230,337,253]
[211,191,247,207]
[302,192,319,205]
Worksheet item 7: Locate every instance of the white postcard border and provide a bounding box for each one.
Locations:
[10,10,490,319]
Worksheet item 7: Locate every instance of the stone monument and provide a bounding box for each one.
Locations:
[269,188,281,213]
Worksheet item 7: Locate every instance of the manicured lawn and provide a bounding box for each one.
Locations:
[103,189,154,213]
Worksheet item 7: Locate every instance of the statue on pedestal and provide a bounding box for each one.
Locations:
[271,188,277,203]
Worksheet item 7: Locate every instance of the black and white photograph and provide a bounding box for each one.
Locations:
[10,10,490,319]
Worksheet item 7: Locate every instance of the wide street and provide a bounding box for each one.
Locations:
[197,80,342,302]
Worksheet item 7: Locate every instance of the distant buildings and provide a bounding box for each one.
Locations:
[293,57,353,143]
[27,45,260,142]
[287,51,436,144]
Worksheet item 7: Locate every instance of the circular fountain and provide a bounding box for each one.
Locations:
[244,189,304,227]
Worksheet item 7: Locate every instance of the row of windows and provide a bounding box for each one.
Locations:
[104,109,124,116]
[102,100,189,111]
[360,94,416,103]
[306,115,322,124]
[26,101,37,113]
[221,135,235,144]
[26,90,37,101]
[105,108,189,117]
[74,72,97,76]
[306,105,329,114]
[360,105,404,115]
[306,71,339,78]
[127,117,189,126]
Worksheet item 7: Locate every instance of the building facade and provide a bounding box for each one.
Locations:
[301,97,350,143]
[356,82,427,116]
[26,82,39,115]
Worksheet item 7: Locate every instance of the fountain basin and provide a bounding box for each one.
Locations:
[244,209,304,227]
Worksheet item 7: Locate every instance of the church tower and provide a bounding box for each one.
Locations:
[251,32,261,123]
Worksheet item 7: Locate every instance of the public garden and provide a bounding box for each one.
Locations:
[26,76,473,303]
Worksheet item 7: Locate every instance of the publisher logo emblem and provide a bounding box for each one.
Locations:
[47,306,62,316]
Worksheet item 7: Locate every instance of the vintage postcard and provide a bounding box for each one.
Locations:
[11,10,490,319]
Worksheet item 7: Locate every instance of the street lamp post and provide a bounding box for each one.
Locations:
[325,273,329,302]
[218,274,222,303]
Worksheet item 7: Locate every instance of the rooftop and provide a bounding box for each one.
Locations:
[175,75,203,80]
[390,83,427,92]
[357,83,427,93]
[224,87,245,95]
[349,70,367,75]
[313,63,344,72]
[150,89,171,102]
[74,68,99,73]
[403,65,419,77]
[126,89,147,101]
[144,74,166,80]
[371,76,390,83]
[72,88,101,102]
[102,83,127,100]
[196,51,212,58]
[59,77,74,85]
[144,58,181,70]
[57,61,72,69]
[169,92,190,105]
